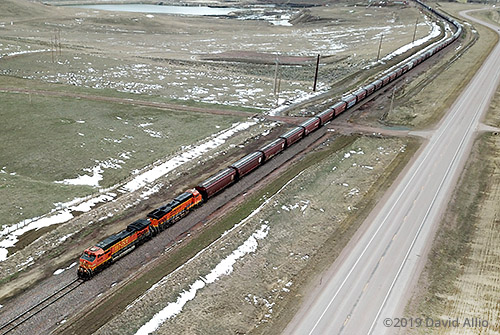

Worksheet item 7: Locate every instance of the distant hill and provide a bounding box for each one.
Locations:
[1,0,54,19]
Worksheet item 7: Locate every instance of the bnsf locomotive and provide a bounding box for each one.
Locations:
[78,0,462,279]
[78,189,202,278]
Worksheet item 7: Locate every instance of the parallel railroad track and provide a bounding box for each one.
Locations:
[0,278,84,335]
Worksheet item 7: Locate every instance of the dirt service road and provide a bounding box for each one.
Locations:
[284,10,500,335]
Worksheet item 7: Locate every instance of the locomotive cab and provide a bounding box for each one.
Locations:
[78,246,104,279]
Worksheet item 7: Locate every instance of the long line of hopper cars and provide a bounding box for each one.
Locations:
[77,1,462,279]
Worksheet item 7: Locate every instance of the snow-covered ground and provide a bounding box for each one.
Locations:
[53,262,77,276]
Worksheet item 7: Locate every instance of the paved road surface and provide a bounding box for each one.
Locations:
[285,10,500,335]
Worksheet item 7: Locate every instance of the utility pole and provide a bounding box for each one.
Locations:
[51,35,54,63]
[389,86,396,115]
[54,29,58,60]
[273,59,279,96]
[276,76,282,107]
[313,54,320,92]
[376,34,383,61]
[57,29,62,56]
[412,17,419,43]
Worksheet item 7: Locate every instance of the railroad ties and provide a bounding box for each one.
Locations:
[0,278,84,335]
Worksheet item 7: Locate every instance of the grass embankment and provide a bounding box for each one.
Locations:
[260,136,420,335]
[472,7,500,26]
[406,131,500,334]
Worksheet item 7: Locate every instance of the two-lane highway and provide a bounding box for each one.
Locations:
[285,10,500,335]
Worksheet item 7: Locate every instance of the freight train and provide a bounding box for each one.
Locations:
[77,1,463,279]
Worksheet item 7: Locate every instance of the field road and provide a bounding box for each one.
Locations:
[284,10,500,335]
[0,87,310,125]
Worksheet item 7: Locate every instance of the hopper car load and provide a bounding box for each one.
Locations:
[316,108,335,125]
[364,84,376,97]
[230,152,264,179]
[280,126,305,147]
[259,138,286,161]
[343,94,357,109]
[353,88,368,103]
[333,101,347,116]
[382,75,391,86]
[78,0,463,280]
[300,117,321,135]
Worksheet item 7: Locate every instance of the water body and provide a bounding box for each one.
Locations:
[72,4,240,16]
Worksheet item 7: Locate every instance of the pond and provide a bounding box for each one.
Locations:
[71,4,240,16]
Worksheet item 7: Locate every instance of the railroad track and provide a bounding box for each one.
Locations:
[0,278,84,335]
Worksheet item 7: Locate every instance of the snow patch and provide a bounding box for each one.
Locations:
[70,193,115,212]
[0,191,118,261]
[0,211,74,261]
[55,156,128,188]
[380,21,441,62]
[122,121,256,192]
[55,165,103,187]
[53,269,64,275]
[140,184,163,199]
[135,224,269,335]
[59,233,74,243]
[0,49,51,59]
[267,90,325,116]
